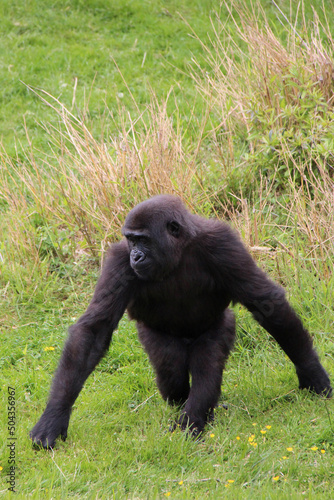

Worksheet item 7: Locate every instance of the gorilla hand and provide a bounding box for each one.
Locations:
[30,405,71,449]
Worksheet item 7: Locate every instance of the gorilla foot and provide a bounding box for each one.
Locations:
[169,411,205,438]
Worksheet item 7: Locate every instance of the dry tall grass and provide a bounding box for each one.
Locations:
[189,1,334,140]
[1,0,333,281]
[0,89,197,261]
[187,0,334,275]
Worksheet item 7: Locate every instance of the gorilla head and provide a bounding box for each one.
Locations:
[122,195,196,281]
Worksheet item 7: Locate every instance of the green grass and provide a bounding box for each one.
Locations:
[0,0,322,154]
[1,0,334,498]
[0,0,217,155]
[1,251,333,498]
[1,274,333,498]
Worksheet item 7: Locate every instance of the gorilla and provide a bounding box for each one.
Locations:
[30,195,332,448]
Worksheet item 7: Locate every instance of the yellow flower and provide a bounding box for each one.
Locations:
[310,446,318,451]
[273,476,280,482]
[321,449,326,454]
[266,425,272,430]
[44,346,55,351]
[286,447,293,452]
[252,423,257,426]
[0,466,3,471]
[227,479,235,484]
[164,493,171,497]
[248,434,255,442]
[210,433,215,438]
[178,481,183,485]
[282,456,288,460]
[236,436,240,441]
[260,430,266,435]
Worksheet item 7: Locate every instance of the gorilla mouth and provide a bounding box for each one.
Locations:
[131,264,153,280]
[132,264,165,282]
[133,268,149,280]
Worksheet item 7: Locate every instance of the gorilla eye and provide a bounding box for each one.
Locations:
[167,220,180,237]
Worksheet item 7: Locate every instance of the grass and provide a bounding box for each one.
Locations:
[0,0,216,156]
[1,0,334,498]
[1,295,333,498]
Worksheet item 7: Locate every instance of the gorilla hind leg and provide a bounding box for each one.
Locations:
[137,323,190,405]
[179,309,236,436]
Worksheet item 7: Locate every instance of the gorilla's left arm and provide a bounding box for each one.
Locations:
[204,223,332,397]
[30,241,135,448]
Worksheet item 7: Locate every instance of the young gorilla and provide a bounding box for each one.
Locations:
[30,195,332,448]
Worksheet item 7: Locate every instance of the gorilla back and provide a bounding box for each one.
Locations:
[30,195,332,448]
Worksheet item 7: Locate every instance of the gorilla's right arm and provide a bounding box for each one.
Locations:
[30,242,134,448]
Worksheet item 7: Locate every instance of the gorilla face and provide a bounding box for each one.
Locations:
[122,196,186,281]
[124,231,155,280]
[123,220,182,281]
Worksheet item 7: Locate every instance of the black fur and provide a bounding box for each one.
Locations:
[30,195,332,447]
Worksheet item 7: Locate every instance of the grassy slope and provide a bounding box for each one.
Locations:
[0,0,216,155]
[1,1,333,498]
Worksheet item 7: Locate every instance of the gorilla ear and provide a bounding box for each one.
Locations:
[167,220,180,237]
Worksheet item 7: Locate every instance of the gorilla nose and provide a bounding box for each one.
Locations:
[132,250,146,263]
